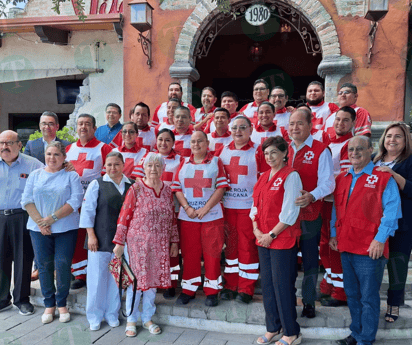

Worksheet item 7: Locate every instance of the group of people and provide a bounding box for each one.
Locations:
[0,78,410,345]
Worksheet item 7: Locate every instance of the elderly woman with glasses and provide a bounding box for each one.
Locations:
[215,116,268,304]
[113,152,179,337]
[373,122,412,323]
[105,122,148,179]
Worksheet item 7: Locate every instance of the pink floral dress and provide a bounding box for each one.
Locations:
[113,179,179,290]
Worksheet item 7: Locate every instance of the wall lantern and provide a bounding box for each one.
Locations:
[128,0,153,68]
[364,0,389,64]
[249,43,263,62]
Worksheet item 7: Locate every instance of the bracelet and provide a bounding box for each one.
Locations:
[183,204,189,210]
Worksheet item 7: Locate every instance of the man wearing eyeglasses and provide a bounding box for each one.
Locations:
[240,79,270,121]
[25,111,70,165]
[322,83,372,137]
[0,130,44,315]
[332,136,400,345]
[306,81,339,130]
[95,103,123,144]
[269,86,292,131]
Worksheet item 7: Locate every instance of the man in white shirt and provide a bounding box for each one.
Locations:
[269,86,292,131]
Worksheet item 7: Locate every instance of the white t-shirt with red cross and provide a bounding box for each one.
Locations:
[171,153,229,222]
[251,123,284,146]
[274,107,292,131]
[240,101,259,120]
[155,120,175,136]
[207,130,233,155]
[173,127,193,158]
[308,101,339,130]
[151,101,196,127]
[328,132,352,177]
[322,104,372,137]
[66,137,112,193]
[110,125,156,152]
[108,144,148,179]
[215,140,265,209]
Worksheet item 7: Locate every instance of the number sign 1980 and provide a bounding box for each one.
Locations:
[245,4,270,26]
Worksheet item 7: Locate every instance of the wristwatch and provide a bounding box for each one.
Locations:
[311,194,317,203]
[269,231,277,239]
[51,213,59,222]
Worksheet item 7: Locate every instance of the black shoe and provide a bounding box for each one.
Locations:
[163,288,176,300]
[70,279,86,290]
[0,301,12,312]
[235,292,253,304]
[321,297,348,307]
[220,289,237,301]
[205,294,219,307]
[176,293,195,305]
[335,335,357,345]
[301,303,316,318]
[18,303,34,316]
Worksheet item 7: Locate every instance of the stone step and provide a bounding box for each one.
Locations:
[28,282,412,339]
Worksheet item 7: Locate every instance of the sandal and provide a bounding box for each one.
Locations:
[125,325,137,337]
[143,321,162,335]
[257,329,283,344]
[275,333,302,345]
[385,305,399,323]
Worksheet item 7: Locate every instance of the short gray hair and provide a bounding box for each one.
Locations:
[143,152,165,169]
[45,141,66,156]
[349,135,372,148]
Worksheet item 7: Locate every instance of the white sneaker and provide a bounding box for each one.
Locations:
[90,323,101,331]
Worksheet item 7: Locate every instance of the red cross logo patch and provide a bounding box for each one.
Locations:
[224,156,248,184]
[366,175,378,185]
[273,178,283,187]
[304,151,315,161]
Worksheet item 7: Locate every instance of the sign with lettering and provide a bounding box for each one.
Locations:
[245,4,270,26]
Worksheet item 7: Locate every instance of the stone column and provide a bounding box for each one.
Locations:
[169,61,200,104]
[317,55,353,104]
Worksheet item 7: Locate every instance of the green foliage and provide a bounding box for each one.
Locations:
[28,127,77,143]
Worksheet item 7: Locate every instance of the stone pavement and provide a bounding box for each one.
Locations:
[1,306,412,345]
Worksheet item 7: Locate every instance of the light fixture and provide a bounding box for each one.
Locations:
[128,0,154,68]
[249,43,263,62]
[280,23,291,33]
[364,0,389,64]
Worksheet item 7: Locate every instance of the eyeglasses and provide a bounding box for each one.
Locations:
[122,130,137,135]
[0,141,19,146]
[40,122,56,127]
[338,90,354,96]
[231,125,250,131]
[270,94,285,99]
[253,87,268,92]
[348,147,366,153]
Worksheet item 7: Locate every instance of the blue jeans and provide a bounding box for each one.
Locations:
[30,230,77,308]
[341,252,387,345]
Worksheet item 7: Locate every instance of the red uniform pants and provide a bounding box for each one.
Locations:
[71,228,87,281]
[223,208,259,296]
[319,202,346,301]
[180,218,224,296]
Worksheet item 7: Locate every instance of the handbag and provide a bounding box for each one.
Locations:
[108,254,138,317]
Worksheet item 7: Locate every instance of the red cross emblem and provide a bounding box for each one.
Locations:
[71,153,94,176]
[273,177,283,187]
[184,170,212,197]
[224,156,248,184]
[366,175,378,184]
[304,151,315,161]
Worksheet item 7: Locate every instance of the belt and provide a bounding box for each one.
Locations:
[0,209,26,216]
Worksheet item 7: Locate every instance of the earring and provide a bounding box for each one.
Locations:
[283,157,287,162]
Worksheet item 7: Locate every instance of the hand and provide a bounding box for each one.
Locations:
[329,237,338,251]
[257,233,273,248]
[63,161,76,172]
[286,106,295,112]
[253,228,264,241]
[88,234,99,252]
[185,207,198,219]
[37,216,54,227]
[376,166,394,176]
[196,206,210,220]
[170,243,178,257]
[113,244,124,258]
[367,239,385,260]
[39,225,52,236]
[295,190,314,208]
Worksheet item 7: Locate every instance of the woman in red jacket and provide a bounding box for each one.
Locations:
[252,136,303,345]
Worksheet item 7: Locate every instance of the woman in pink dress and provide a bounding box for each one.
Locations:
[113,152,179,337]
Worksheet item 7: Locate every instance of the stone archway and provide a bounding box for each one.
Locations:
[170,0,352,104]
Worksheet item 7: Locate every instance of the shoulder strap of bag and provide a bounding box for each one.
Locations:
[119,255,138,318]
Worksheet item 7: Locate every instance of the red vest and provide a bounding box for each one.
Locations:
[288,139,328,221]
[253,166,301,249]
[334,167,391,258]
